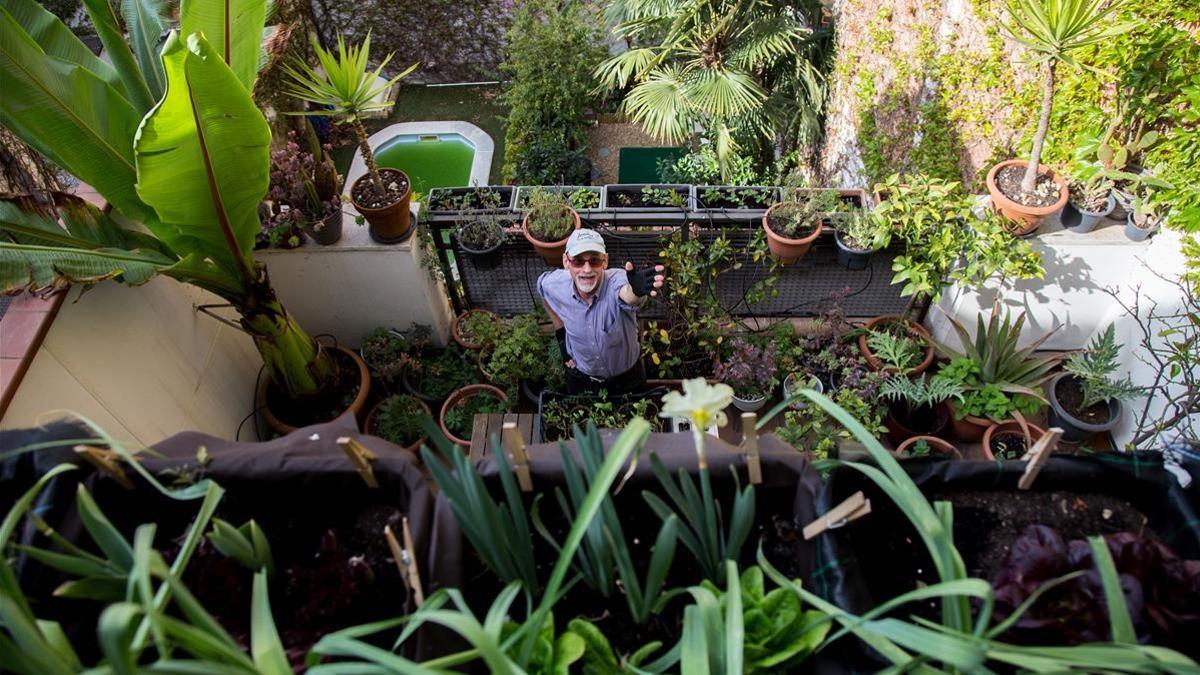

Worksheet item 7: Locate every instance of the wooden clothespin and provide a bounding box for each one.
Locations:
[337,437,379,489]
[502,422,533,492]
[1018,427,1062,490]
[740,413,763,485]
[74,445,133,489]
[803,491,872,540]
[385,519,425,607]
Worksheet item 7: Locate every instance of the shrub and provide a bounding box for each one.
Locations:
[372,394,427,446]
[501,0,606,184]
[715,338,778,399]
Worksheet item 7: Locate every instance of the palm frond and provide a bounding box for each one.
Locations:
[623,66,697,142]
[687,67,765,119]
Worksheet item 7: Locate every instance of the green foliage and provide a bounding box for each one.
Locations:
[486,314,560,390]
[871,173,1044,301]
[460,311,503,350]
[502,613,585,674]
[657,145,766,186]
[865,329,923,372]
[501,0,605,184]
[360,325,424,383]
[525,188,577,242]
[372,394,427,447]
[696,565,830,673]
[568,618,666,674]
[406,344,478,400]
[1064,324,1141,408]
[776,387,888,459]
[765,190,838,239]
[540,392,658,442]
[444,390,508,440]
[880,374,964,411]
[836,209,880,251]
[644,454,754,583]
[207,518,274,574]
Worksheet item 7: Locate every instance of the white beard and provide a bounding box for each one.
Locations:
[574,273,600,295]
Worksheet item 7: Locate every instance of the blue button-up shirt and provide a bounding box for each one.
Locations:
[537,268,641,379]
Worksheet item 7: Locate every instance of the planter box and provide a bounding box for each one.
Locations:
[604,183,694,211]
[695,185,781,211]
[786,187,869,223]
[534,387,670,443]
[514,185,604,214]
[427,186,515,214]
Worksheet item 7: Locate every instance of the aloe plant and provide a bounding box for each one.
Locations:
[0,0,337,399]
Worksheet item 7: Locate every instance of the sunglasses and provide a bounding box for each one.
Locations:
[568,254,607,268]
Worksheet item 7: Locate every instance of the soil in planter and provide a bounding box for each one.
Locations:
[994,164,1061,208]
[1056,378,1111,425]
[608,187,687,208]
[990,432,1031,460]
[264,348,362,429]
[352,168,409,209]
[892,404,940,434]
[699,187,775,209]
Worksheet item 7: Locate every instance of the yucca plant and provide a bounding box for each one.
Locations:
[1000,0,1134,193]
[282,33,416,200]
[933,297,1064,402]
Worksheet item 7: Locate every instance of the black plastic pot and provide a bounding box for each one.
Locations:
[1046,372,1122,443]
[834,230,872,270]
[302,208,344,245]
[457,228,505,270]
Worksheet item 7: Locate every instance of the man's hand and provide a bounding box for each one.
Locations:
[625,261,666,298]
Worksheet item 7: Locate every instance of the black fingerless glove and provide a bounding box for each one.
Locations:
[555,327,570,363]
[628,266,655,297]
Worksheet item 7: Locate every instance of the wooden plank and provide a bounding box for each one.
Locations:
[469,414,489,463]
[516,414,534,445]
[480,414,505,459]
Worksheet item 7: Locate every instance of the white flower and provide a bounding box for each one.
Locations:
[660,378,733,468]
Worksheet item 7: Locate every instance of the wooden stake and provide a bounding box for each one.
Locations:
[385,521,425,607]
[803,491,872,540]
[1018,427,1062,490]
[741,413,762,485]
[502,422,532,492]
[74,445,133,489]
[337,437,379,489]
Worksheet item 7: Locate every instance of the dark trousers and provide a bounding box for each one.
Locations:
[565,359,647,396]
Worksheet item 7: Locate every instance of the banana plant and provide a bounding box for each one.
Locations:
[0,0,336,399]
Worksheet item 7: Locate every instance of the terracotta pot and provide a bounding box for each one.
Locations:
[351,168,412,244]
[946,401,992,442]
[262,345,371,435]
[522,207,581,267]
[762,202,823,264]
[884,401,950,446]
[451,309,501,350]
[892,435,962,460]
[857,315,935,375]
[365,395,432,452]
[439,383,509,448]
[985,160,1068,236]
[982,420,1047,461]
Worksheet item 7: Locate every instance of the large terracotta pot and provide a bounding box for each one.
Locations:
[762,202,823,264]
[857,315,935,375]
[351,168,412,244]
[981,420,1047,461]
[365,395,432,452]
[986,160,1068,236]
[262,345,371,435]
[522,207,581,267]
[439,383,509,448]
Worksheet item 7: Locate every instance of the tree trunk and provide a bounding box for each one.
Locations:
[1021,61,1056,193]
[353,118,387,197]
[239,263,336,398]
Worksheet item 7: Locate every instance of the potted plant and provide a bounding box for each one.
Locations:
[933,298,1064,440]
[451,309,503,351]
[762,188,836,264]
[428,186,516,213]
[455,214,506,270]
[515,185,603,212]
[402,344,480,405]
[365,393,432,451]
[1048,325,1141,443]
[360,325,427,392]
[1061,169,1114,233]
[878,374,964,446]
[834,209,880,270]
[521,188,581,266]
[482,314,564,400]
[1125,196,1164,242]
[439,383,510,447]
[986,0,1131,234]
[696,185,781,211]
[284,34,419,243]
[781,372,824,410]
[263,126,345,245]
[604,184,692,210]
[714,337,778,412]
[857,315,936,375]
[892,435,962,459]
[982,420,1048,460]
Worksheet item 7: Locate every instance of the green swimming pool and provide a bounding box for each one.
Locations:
[374,133,475,196]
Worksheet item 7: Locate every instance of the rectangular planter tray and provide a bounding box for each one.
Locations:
[427,186,516,214]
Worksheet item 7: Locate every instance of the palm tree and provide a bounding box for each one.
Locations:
[1000,0,1133,193]
[0,0,336,399]
[595,0,812,179]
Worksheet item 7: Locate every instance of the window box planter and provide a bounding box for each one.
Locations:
[788,187,869,222]
[514,185,604,213]
[694,185,781,211]
[427,186,515,214]
[535,387,668,443]
[603,183,693,211]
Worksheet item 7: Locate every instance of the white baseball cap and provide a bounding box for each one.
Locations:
[565,229,607,257]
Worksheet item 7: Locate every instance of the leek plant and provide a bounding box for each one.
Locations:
[531,423,680,624]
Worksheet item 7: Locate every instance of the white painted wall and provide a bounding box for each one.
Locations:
[927,221,1192,449]
[1,278,263,445]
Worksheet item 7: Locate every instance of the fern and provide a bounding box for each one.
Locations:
[881,374,964,410]
[867,330,922,371]
[1064,325,1141,408]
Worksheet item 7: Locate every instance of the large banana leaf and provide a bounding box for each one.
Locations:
[0,8,149,222]
[82,0,156,112]
[180,0,268,91]
[0,0,121,91]
[134,31,271,282]
[120,0,167,101]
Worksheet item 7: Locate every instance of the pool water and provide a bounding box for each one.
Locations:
[374,133,475,197]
